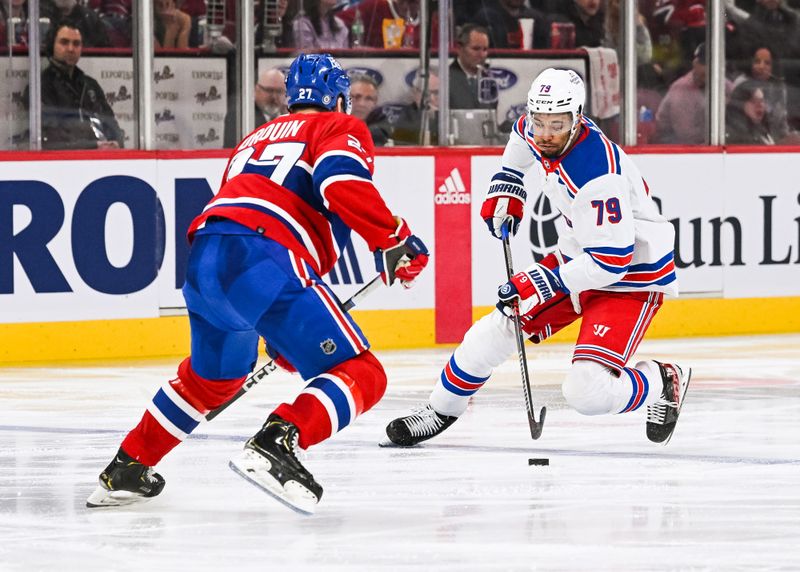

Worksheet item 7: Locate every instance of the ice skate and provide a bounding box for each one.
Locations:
[86,449,165,508]
[229,414,322,515]
[646,362,692,445]
[380,404,458,447]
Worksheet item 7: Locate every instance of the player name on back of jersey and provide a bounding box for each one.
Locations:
[238,118,307,150]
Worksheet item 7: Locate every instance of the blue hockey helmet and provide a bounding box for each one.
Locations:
[286,53,352,114]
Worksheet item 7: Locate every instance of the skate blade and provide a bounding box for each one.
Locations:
[661,367,693,446]
[229,450,318,515]
[377,435,420,448]
[85,485,155,508]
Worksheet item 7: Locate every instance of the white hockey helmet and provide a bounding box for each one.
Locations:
[526,68,586,130]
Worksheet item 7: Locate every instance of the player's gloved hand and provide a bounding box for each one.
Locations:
[374,217,429,288]
[497,263,565,317]
[480,171,527,239]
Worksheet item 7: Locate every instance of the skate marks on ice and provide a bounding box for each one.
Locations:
[1,334,799,570]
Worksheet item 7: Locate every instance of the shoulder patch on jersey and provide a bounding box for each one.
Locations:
[560,126,621,189]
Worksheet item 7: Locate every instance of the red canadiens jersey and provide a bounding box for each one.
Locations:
[188,112,398,276]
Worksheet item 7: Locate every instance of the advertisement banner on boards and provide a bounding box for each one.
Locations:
[469,152,800,304]
[0,154,435,323]
[1,151,798,325]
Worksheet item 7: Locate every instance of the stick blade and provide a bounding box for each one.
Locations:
[528,406,547,440]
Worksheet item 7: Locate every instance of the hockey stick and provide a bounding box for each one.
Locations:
[205,275,384,421]
[501,223,546,439]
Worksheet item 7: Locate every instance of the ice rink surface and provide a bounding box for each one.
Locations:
[1,334,799,571]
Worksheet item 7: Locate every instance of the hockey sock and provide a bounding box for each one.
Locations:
[619,361,662,413]
[429,354,490,417]
[121,357,245,466]
[562,360,657,415]
[429,310,515,417]
[273,351,387,449]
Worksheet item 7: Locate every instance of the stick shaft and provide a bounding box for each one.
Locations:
[501,225,545,439]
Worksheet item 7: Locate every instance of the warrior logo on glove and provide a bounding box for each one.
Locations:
[481,170,527,240]
[497,262,566,316]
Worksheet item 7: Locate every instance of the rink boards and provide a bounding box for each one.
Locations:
[1,147,799,363]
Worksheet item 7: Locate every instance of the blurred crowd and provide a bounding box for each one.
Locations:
[3,0,800,146]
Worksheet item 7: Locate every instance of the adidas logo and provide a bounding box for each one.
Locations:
[435,168,471,205]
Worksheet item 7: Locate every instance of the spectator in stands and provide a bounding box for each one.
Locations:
[637,62,668,144]
[223,67,287,148]
[550,0,605,48]
[392,73,439,145]
[99,0,132,47]
[154,0,191,49]
[0,0,30,47]
[203,0,293,50]
[654,42,710,144]
[292,0,349,49]
[257,0,293,48]
[471,0,548,49]
[350,74,380,121]
[604,0,653,63]
[30,22,124,149]
[726,0,800,61]
[41,0,110,47]
[640,0,705,84]
[731,45,797,141]
[726,81,776,144]
[338,0,420,49]
[450,24,497,110]
[350,74,392,145]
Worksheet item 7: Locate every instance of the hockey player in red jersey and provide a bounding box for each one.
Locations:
[383,68,691,448]
[87,53,429,514]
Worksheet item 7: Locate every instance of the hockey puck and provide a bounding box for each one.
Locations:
[528,458,550,466]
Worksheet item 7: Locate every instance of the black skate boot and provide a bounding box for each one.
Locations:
[646,362,692,445]
[229,414,322,515]
[380,404,458,447]
[86,448,165,508]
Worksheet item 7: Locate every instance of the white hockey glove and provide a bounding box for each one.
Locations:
[480,171,527,239]
[497,262,566,316]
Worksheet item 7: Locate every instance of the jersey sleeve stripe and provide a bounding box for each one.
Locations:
[315,149,370,172]
[503,165,526,179]
[315,154,372,180]
[586,252,633,273]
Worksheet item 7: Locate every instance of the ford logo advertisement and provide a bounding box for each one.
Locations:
[404,67,517,90]
[346,67,384,86]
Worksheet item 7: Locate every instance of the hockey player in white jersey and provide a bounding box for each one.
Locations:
[383,68,691,447]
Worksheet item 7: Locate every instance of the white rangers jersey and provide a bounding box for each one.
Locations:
[503,115,678,296]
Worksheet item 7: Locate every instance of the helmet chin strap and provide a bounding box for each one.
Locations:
[559,112,583,154]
